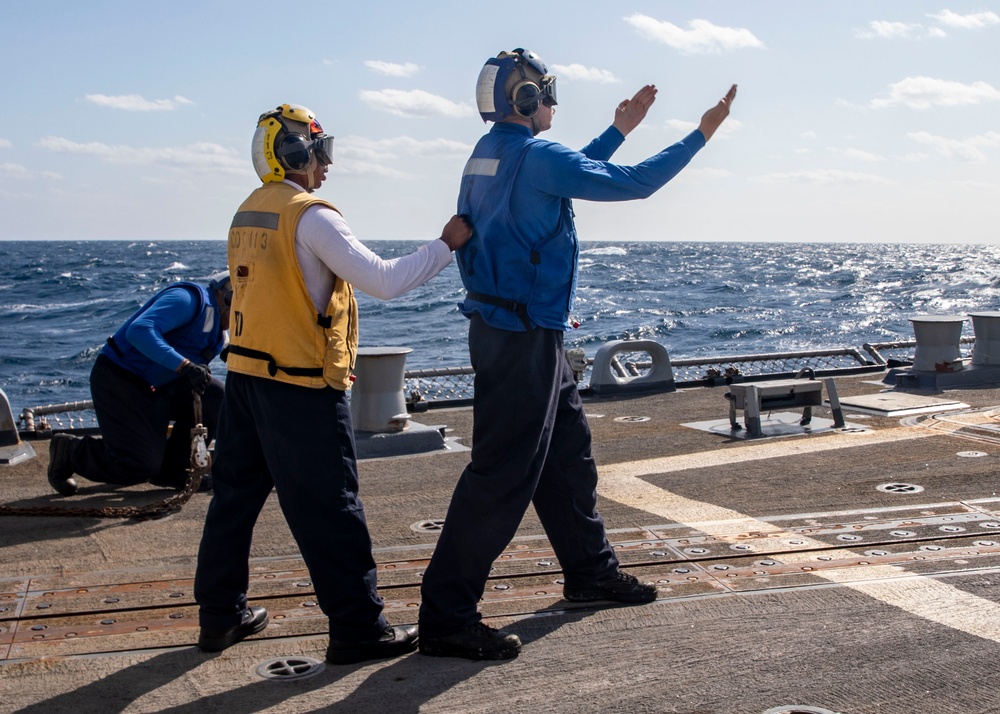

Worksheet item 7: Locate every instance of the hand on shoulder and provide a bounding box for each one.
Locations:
[440,214,473,251]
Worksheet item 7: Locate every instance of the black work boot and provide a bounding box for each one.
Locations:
[563,570,658,604]
[326,625,419,664]
[419,622,521,660]
[47,433,79,496]
[198,606,269,652]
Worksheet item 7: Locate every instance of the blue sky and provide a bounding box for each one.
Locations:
[2,1,998,243]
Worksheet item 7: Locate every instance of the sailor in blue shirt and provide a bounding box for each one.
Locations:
[46,273,232,496]
[419,48,737,660]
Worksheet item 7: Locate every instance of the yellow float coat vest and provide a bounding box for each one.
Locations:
[226,182,358,390]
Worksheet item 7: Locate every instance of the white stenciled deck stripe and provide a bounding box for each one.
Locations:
[598,423,1000,643]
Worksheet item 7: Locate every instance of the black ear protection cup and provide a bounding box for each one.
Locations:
[511,79,542,117]
[275,132,312,171]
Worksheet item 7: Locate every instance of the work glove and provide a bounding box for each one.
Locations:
[180,362,212,393]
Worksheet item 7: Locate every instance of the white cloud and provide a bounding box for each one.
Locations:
[754,169,893,186]
[0,162,28,176]
[364,60,420,77]
[359,89,474,118]
[855,20,928,39]
[85,94,195,111]
[858,10,999,39]
[907,130,1000,162]
[665,117,742,140]
[330,160,410,179]
[341,136,472,160]
[830,147,887,162]
[928,9,1000,29]
[684,167,734,180]
[871,76,1000,109]
[624,14,764,54]
[550,64,619,83]
[801,131,817,140]
[36,136,244,173]
[0,139,11,148]
[330,136,472,179]
[0,162,61,180]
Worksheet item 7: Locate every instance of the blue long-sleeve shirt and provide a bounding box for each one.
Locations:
[102,283,225,387]
[457,122,707,331]
[125,288,202,372]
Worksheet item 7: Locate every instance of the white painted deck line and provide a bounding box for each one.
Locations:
[598,421,1000,644]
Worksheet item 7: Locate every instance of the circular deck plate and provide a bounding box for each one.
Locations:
[876,482,924,494]
[255,656,326,681]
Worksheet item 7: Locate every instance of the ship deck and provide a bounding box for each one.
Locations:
[4,373,1000,713]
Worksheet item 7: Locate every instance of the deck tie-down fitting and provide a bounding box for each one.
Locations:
[726,375,845,438]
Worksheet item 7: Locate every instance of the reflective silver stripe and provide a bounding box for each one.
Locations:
[231,211,279,230]
[463,158,500,177]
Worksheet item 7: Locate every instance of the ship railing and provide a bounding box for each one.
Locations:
[402,339,975,407]
[863,336,974,367]
[13,339,978,430]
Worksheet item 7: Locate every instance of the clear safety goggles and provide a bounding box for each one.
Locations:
[538,75,557,107]
[310,133,335,165]
[513,48,557,107]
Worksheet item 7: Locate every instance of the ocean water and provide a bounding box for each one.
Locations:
[2,240,999,413]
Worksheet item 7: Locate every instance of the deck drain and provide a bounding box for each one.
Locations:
[762,707,840,714]
[255,656,325,682]
[613,416,651,423]
[411,519,446,533]
[876,482,924,494]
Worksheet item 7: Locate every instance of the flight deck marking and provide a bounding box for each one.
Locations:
[598,422,1000,644]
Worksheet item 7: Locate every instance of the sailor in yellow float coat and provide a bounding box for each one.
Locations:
[225,182,358,391]
[193,104,471,663]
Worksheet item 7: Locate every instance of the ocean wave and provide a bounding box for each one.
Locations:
[580,246,628,257]
[4,239,1000,408]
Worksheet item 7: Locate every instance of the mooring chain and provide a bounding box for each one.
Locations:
[0,392,211,520]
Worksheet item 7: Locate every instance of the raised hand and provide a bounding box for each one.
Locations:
[612,84,658,137]
[698,84,738,142]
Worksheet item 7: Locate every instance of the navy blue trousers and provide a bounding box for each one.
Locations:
[72,354,223,487]
[419,315,619,636]
[193,372,387,640]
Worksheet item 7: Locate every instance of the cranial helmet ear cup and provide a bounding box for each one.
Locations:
[511,79,541,117]
[275,133,312,171]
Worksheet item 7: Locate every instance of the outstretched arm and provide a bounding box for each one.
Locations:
[698,84,738,142]
[580,84,659,160]
[612,84,658,138]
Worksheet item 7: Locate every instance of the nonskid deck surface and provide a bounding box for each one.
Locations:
[4,374,1000,713]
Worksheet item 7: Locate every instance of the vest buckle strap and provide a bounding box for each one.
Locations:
[466,291,533,330]
[226,344,324,379]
